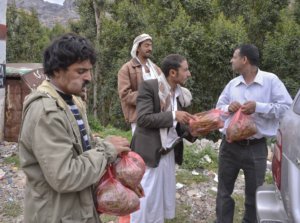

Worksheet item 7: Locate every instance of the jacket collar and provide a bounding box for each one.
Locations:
[131,58,142,68]
[37,80,85,112]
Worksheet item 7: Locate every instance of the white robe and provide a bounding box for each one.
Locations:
[130,150,176,223]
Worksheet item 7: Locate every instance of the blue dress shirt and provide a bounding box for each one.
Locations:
[216,69,293,138]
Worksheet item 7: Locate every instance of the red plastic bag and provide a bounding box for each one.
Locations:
[113,151,146,190]
[189,109,227,136]
[226,108,257,143]
[95,166,140,216]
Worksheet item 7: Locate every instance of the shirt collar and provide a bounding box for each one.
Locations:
[174,85,181,98]
[234,69,263,87]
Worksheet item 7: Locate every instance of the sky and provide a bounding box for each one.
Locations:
[44,0,65,5]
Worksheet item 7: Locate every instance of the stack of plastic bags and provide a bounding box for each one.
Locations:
[95,151,146,216]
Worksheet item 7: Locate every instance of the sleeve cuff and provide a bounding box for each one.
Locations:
[255,102,269,113]
[172,111,177,127]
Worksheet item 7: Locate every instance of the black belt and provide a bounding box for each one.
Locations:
[159,137,183,155]
[159,148,173,155]
[233,137,266,146]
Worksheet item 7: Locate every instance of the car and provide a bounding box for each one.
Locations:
[256,89,300,223]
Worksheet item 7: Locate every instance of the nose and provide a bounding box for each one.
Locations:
[84,70,92,82]
[187,70,191,77]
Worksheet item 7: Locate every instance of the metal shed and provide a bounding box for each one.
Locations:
[5,63,45,142]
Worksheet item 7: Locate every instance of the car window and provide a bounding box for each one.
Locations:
[293,91,300,115]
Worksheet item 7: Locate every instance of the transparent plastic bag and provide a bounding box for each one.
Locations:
[189,109,227,136]
[226,108,257,143]
[95,165,140,216]
[113,151,146,190]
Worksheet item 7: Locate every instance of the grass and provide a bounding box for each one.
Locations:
[100,203,192,223]
[165,203,192,223]
[3,155,20,168]
[176,169,208,185]
[233,194,245,223]
[100,214,117,223]
[264,171,273,184]
[2,202,22,217]
[97,125,132,141]
[181,144,218,171]
[88,116,132,141]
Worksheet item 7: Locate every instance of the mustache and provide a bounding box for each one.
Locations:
[82,81,90,88]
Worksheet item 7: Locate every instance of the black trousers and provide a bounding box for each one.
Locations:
[216,138,267,223]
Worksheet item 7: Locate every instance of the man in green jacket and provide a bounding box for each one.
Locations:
[18,33,130,223]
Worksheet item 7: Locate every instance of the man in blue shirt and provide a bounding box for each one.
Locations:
[215,44,293,223]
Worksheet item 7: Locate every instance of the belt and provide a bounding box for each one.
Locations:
[159,137,183,155]
[159,148,173,155]
[234,137,266,146]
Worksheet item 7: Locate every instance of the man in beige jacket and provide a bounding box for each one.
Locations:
[118,33,162,134]
[18,33,130,223]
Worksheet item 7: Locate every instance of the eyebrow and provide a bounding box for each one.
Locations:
[76,67,93,72]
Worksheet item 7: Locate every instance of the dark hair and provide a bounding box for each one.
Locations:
[161,54,186,78]
[236,44,259,66]
[43,33,96,77]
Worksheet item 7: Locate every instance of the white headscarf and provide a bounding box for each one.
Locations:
[130,33,152,58]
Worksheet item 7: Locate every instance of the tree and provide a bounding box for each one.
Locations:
[6,5,49,62]
[262,9,300,97]
[73,0,297,134]
[217,0,288,49]
[46,23,68,41]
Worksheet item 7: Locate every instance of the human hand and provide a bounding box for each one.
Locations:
[105,136,131,154]
[228,101,241,113]
[241,101,256,114]
[175,111,195,125]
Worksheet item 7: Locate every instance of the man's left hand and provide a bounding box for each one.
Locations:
[241,101,256,115]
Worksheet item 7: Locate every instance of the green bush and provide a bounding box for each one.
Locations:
[182,145,218,171]
[88,115,104,132]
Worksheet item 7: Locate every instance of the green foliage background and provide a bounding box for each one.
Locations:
[6,0,300,134]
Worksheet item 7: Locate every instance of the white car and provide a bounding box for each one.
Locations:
[256,89,300,223]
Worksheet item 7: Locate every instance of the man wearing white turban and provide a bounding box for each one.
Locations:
[118,33,162,134]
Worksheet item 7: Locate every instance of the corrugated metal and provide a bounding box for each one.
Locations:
[6,63,43,77]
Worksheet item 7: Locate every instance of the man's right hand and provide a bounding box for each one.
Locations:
[105,136,131,154]
[175,111,195,125]
[228,101,241,113]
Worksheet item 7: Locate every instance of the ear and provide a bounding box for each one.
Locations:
[53,69,62,78]
[169,69,177,77]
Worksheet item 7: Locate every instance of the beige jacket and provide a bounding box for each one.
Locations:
[18,80,117,223]
[118,58,161,123]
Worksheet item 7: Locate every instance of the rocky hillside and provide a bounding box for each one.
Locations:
[7,0,80,27]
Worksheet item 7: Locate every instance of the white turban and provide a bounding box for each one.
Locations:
[130,33,152,58]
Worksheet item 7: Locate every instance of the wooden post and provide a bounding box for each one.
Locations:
[0,0,7,142]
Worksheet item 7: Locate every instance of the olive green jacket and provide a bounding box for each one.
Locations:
[18,80,117,223]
